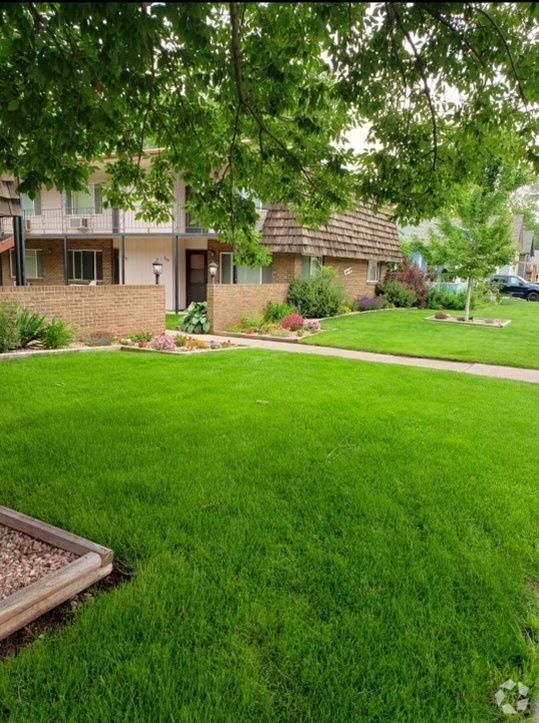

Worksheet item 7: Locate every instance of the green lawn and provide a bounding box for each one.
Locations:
[302,299,539,369]
[1,351,539,722]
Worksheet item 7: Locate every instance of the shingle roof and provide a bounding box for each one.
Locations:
[261,204,402,262]
[512,214,524,250]
[0,174,21,217]
[523,230,535,255]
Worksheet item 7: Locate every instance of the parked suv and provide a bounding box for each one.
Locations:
[490,274,539,301]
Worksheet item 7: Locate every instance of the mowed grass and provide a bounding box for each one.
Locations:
[302,299,539,368]
[1,350,539,722]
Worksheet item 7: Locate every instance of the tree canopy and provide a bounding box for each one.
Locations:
[0,2,538,260]
[408,158,521,320]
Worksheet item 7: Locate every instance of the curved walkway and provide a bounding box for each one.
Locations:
[195,333,539,385]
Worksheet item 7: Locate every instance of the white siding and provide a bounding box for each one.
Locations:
[123,236,175,309]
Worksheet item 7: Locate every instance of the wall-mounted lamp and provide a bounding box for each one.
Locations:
[208,261,218,284]
[152,258,163,285]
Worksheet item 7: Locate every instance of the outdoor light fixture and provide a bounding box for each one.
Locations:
[152,259,163,285]
[208,261,218,284]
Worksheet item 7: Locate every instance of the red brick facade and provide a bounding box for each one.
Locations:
[207,284,289,332]
[207,254,387,331]
[0,285,165,338]
[1,238,114,287]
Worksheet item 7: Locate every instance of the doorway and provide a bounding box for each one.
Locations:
[186,250,207,305]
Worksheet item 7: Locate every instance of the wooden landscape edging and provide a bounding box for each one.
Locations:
[0,506,113,641]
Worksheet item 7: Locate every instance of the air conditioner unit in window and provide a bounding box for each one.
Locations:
[24,219,32,232]
[69,216,89,230]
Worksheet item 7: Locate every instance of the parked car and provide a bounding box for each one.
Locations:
[490,274,539,301]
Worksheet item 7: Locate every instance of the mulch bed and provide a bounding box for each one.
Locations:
[0,524,76,600]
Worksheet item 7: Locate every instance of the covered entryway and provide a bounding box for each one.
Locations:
[186,250,207,304]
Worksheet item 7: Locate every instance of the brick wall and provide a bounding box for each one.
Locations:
[270,254,386,300]
[0,285,165,338]
[271,254,301,283]
[325,258,386,300]
[207,284,289,331]
[1,237,114,287]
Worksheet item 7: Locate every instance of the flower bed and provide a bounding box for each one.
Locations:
[427,314,511,328]
[120,333,236,354]
[226,315,322,340]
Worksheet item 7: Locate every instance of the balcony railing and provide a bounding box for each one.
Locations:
[12,208,214,236]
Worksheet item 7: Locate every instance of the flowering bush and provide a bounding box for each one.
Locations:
[151,334,177,352]
[303,319,321,332]
[85,331,115,346]
[355,296,383,312]
[186,337,208,350]
[281,313,304,331]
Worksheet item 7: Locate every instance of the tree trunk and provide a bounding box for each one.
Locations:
[464,277,473,322]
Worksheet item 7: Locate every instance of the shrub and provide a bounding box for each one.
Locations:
[132,331,153,342]
[151,334,177,351]
[355,296,383,312]
[427,288,472,311]
[304,319,321,332]
[376,280,416,308]
[40,318,74,349]
[175,334,187,347]
[434,311,449,319]
[287,267,345,318]
[180,301,210,334]
[0,301,21,352]
[84,331,114,347]
[281,313,304,331]
[263,301,296,323]
[385,259,430,307]
[17,308,46,348]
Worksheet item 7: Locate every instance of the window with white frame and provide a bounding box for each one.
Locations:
[219,251,272,284]
[367,260,380,282]
[10,249,43,279]
[20,191,41,216]
[66,184,102,215]
[220,252,234,284]
[301,255,322,278]
[68,250,103,281]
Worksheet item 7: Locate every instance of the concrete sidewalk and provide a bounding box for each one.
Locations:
[188,332,539,385]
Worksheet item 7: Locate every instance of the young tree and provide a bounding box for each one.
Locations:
[418,163,518,320]
[0,3,537,260]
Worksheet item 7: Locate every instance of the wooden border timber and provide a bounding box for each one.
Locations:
[0,506,113,641]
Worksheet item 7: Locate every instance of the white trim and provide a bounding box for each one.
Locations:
[367,260,380,283]
[68,249,103,282]
[9,249,43,279]
[219,252,234,284]
[301,255,322,278]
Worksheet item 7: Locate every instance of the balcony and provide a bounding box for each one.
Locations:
[9,208,215,236]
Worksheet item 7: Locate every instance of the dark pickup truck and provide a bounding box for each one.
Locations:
[490,274,539,301]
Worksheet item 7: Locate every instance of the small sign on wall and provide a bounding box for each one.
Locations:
[343,267,353,276]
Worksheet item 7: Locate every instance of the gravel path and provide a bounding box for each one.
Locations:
[0,525,77,600]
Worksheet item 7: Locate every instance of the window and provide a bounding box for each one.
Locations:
[66,184,102,215]
[20,191,41,216]
[238,188,267,210]
[219,251,272,284]
[185,186,206,232]
[10,249,43,279]
[220,252,234,284]
[367,260,380,282]
[301,255,322,278]
[68,250,103,281]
